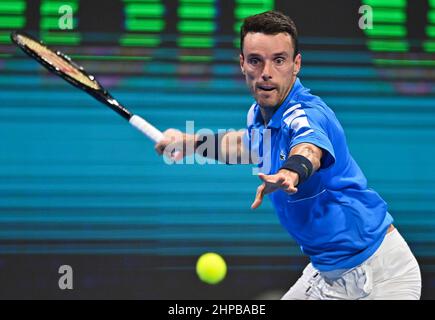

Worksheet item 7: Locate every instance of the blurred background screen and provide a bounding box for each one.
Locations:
[0,0,434,299]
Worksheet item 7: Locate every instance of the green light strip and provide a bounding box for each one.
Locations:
[178,36,214,48]
[178,0,213,35]
[178,20,215,33]
[0,16,25,28]
[367,39,409,52]
[179,0,215,3]
[178,1,215,54]
[178,6,215,19]
[0,32,12,44]
[0,53,12,58]
[120,34,160,47]
[70,54,152,61]
[125,3,164,17]
[234,0,274,41]
[123,0,163,2]
[40,32,81,45]
[40,1,78,15]
[430,0,435,8]
[373,9,406,23]
[40,17,78,29]
[237,0,273,4]
[427,25,435,38]
[122,1,164,48]
[428,10,435,24]
[179,55,213,62]
[233,38,241,49]
[374,58,435,67]
[0,1,25,14]
[364,25,406,37]
[126,19,165,32]
[362,0,406,7]
[234,21,243,34]
[423,40,435,52]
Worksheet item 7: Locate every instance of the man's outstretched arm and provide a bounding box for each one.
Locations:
[154,129,251,164]
[251,142,323,209]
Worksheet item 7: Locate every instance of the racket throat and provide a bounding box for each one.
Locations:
[105,97,132,120]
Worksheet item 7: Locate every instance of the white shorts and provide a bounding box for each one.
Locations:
[281,228,421,300]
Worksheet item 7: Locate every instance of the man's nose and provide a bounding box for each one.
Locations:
[261,61,272,80]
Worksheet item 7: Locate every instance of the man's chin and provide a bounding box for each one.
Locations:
[255,93,280,108]
[256,99,279,109]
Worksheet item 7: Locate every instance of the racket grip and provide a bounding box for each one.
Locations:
[129,115,164,143]
[129,114,182,160]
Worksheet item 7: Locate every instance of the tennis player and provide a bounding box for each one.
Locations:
[155,11,421,300]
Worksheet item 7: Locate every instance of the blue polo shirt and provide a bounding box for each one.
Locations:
[244,78,393,271]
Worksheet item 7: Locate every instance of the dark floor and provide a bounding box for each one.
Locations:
[0,254,433,300]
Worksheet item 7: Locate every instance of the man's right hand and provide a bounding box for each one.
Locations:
[154,129,196,161]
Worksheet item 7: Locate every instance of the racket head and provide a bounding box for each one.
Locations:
[10,31,132,119]
[11,31,104,92]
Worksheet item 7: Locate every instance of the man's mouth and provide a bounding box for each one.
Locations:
[257,85,276,92]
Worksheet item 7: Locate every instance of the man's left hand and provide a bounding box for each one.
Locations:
[251,169,299,209]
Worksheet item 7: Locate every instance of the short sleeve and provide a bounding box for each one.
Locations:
[284,103,336,170]
[243,102,257,153]
[242,129,250,152]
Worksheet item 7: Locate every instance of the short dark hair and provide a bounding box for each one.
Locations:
[240,10,299,59]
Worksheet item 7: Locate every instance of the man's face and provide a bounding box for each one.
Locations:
[240,32,301,109]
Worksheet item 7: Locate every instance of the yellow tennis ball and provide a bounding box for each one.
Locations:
[196,252,227,285]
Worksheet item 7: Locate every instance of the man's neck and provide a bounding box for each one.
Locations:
[259,106,278,126]
[258,78,296,126]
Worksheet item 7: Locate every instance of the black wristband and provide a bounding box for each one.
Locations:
[280,154,313,185]
[195,133,221,161]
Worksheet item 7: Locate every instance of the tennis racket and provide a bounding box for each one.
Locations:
[10,31,164,143]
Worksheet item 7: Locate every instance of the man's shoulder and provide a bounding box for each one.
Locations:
[279,97,340,135]
[282,99,329,121]
[291,91,329,111]
[246,102,258,126]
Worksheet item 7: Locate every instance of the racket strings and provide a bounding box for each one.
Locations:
[16,34,100,90]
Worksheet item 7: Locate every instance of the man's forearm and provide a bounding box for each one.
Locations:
[289,143,322,172]
[278,143,323,186]
[194,131,249,164]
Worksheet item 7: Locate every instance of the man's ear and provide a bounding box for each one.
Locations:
[293,53,301,75]
[239,53,245,75]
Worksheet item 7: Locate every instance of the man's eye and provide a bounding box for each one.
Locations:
[275,57,285,64]
[249,58,260,65]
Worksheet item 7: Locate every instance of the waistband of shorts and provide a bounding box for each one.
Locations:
[319,227,402,279]
[369,227,403,259]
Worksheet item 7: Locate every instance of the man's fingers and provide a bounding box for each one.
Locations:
[164,147,179,160]
[172,150,183,161]
[258,172,299,194]
[154,141,167,155]
[155,129,184,157]
[282,177,298,194]
[251,198,262,209]
[283,185,298,194]
[258,173,285,185]
[154,135,174,155]
[251,184,265,209]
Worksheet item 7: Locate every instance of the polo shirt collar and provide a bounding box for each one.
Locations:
[253,78,304,129]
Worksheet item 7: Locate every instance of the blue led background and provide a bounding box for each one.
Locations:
[0,0,434,299]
